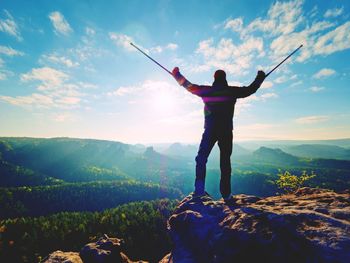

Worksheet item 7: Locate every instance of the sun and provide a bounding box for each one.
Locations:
[150,89,177,114]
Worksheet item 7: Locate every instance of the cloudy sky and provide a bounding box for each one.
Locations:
[0,0,349,143]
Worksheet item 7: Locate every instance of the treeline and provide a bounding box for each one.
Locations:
[0,199,177,263]
[0,181,182,219]
[0,159,64,187]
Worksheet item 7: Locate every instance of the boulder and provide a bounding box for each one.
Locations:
[80,234,147,263]
[43,251,83,263]
[163,188,350,263]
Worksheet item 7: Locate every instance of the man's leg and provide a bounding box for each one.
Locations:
[217,129,233,198]
[195,128,217,195]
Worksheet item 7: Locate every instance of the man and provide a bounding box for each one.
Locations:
[172,67,266,201]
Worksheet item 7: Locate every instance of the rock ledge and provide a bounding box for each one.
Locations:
[162,187,350,263]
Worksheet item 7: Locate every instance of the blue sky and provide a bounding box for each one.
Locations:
[0,0,349,143]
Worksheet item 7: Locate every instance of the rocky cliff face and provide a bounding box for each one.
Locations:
[161,188,350,263]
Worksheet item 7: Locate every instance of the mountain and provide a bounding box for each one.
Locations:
[162,188,350,263]
[252,146,300,165]
[283,144,350,160]
[239,138,350,150]
[162,143,198,158]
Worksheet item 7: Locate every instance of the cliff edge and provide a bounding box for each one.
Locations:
[161,187,350,263]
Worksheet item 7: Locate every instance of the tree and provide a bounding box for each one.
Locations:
[275,170,316,194]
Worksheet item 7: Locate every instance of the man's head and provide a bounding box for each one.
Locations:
[213,69,228,87]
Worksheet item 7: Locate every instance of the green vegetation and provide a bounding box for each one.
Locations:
[0,181,182,219]
[0,199,177,263]
[0,137,349,262]
[275,171,316,193]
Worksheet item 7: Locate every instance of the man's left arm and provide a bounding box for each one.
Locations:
[228,70,266,98]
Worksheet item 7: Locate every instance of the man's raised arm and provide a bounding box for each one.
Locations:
[229,71,266,98]
[172,67,211,97]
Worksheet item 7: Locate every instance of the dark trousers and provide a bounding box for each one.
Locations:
[195,127,233,198]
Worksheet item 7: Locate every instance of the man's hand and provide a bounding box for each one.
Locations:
[172,67,180,77]
[257,70,266,81]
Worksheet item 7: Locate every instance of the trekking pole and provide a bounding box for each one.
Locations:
[130,42,172,75]
[265,44,303,78]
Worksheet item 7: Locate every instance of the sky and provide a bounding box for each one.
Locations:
[0,0,349,144]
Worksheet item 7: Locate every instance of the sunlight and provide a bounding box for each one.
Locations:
[150,89,177,114]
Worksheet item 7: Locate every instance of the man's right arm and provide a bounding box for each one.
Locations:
[172,67,211,97]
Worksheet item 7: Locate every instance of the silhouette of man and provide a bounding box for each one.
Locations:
[172,67,266,200]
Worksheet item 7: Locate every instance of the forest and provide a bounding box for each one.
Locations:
[0,137,349,262]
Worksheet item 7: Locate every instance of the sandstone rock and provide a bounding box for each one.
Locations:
[44,235,147,263]
[164,188,350,263]
[80,234,147,263]
[43,251,83,263]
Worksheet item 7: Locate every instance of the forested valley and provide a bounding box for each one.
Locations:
[1,137,349,262]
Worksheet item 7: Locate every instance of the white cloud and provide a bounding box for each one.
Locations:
[107,86,135,96]
[166,43,178,50]
[0,67,89,109]
[290,80,303,87]
[261,81,273,89]
[313,21,350,56]
[85,27,95,36]
[295,115,329,124]
[219,1,349,66]
[224,17,243,32]
[21,67,68,88]
[194,37,263,75]
[312,68,335,79]
[274,75,288,83]
[0,93,54,108]
[40,53,79,68]
[0,10,22,41]
[324,7,344,18]
[266,0,304,35]
[242,0,304,37]
[0,70,7,80]
[309,86,324,92]
[109,32,135,52]
[48,11,73,36]
[109,33,178,54]
[270,21,335,62]
[0,46,24,56]
[261,92,278,100]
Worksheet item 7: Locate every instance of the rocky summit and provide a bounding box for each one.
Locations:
[161,187,350,263]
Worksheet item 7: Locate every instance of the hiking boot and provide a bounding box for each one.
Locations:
[192,190,210,197]
[223,195,236,205]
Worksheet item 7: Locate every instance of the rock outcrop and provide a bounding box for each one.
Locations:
[162,187,350,263]
[43,235,146,263]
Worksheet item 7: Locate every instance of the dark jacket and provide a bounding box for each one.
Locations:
[174,72,265,130]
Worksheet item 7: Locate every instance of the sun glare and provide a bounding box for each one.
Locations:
[151,89,177,114]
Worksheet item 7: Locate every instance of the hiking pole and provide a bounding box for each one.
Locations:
[130,42,172,75]
[265,44,303,78]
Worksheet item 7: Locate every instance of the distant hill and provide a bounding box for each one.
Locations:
[252,147,299,165]
[283,144,350,160]
[239,138,350,150]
